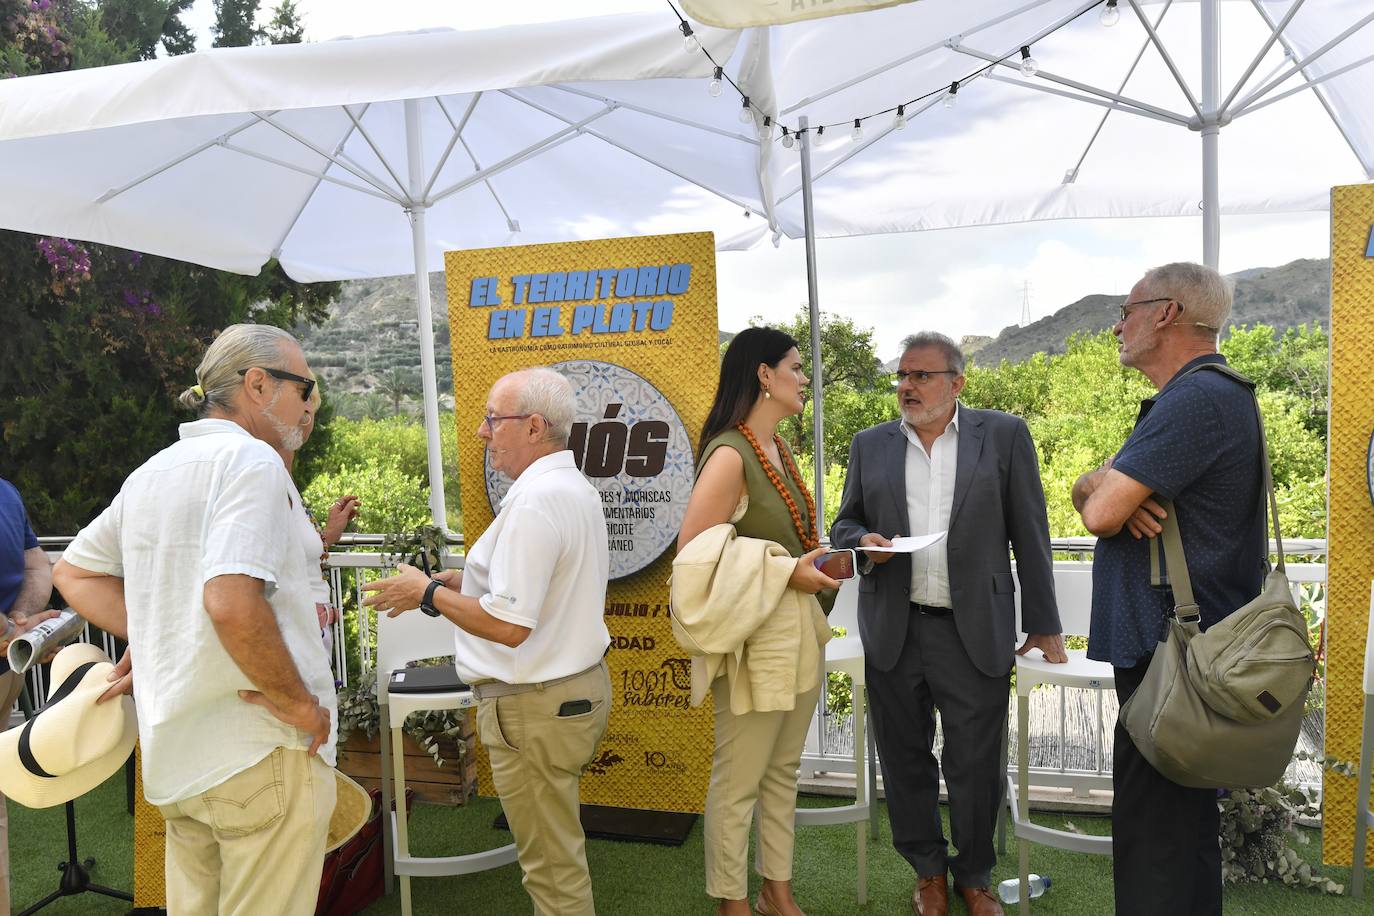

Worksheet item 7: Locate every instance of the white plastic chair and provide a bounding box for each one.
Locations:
[1008,561,1113,913]
[795,576,876,904]
[1351,580,1374,898]
[375,606,517,916]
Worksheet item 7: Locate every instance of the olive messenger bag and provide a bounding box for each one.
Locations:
[1118,362,1316,790]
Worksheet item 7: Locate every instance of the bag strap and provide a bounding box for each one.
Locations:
[1147,362,1284,622]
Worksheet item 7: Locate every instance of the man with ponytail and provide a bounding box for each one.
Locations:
[54,324,336,916]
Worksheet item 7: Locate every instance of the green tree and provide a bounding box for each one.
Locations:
[378,367,418,416]
[263,0,303,44]
[97,0,196,60]
[211,0,260,47]
[764,308,888,392]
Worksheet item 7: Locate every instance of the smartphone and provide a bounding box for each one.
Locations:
[557,699,594,717]
[813,548,857,580]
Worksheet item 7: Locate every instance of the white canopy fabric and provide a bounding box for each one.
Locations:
[0,0,1370,522]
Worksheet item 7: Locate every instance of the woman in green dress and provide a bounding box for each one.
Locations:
[677,327,839,916]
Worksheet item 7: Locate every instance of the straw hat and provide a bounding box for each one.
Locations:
[327,769,372,853]
[0,643,137,809]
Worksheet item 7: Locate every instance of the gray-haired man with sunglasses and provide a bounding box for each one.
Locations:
[832,332,1063,916]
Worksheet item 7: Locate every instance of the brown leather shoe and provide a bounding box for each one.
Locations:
[912,875,948,916]
[955,885,1005,916]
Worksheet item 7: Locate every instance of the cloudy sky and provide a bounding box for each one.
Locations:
[181,0,1335,360]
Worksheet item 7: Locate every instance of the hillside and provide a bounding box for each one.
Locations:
[296,258,1329,411]
[971,258,1328,366]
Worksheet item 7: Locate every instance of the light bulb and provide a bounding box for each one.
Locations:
[894,105,907,130]
[851,119,864,143]
[1019,46,1039,77]
[758,117,773,141]
[1100,0,1120,27]
[944,82,959,109]
[814,126,826,146]
[680,22,700,54]
[738,97,753,124]
[781,128,794,149]
[708,66,723,97]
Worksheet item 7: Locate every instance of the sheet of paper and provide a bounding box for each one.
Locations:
[856,531,947,554]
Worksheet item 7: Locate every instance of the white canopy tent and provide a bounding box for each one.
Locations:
[0,0,1369,527]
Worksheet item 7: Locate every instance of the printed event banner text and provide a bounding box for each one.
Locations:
[444,231,719,813]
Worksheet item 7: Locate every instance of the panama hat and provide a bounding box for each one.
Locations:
[326,769,372,853]
[0,643,138,808]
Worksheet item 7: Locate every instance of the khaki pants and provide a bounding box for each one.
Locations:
[704,676,822,901]
[476,661,610,916]
[0,670,25,916]
[157,746,334,916]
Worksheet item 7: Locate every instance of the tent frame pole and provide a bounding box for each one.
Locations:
[1201,0,1221,269]
[798,115,825,541]
[404,98,449,530]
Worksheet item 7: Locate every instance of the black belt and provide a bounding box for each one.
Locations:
[911,602,953,617]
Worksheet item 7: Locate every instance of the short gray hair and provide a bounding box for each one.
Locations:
[1141,262,1233,334]
[178,324,300,416]
[510,367,576,446]
[900,331,965,375]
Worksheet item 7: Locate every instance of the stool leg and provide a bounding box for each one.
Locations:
[1018,692,1031,916]
[854,679,867,905]
[380,701,395,892]
[392,722,413,916]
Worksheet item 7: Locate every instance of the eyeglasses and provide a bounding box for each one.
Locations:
[893,369,959,385]
[238,367,315,402]
[1117,297,1176,324]
[482,413,533,433]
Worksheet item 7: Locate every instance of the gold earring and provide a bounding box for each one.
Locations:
[763,387,771,400]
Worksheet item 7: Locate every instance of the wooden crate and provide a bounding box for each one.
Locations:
[337,711,478,806]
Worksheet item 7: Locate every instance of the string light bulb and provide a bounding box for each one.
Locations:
[708,66,723,97]
[893,104,907,130]
[738,96,753,124]
[815,125,826,145]
[851,118,864,143]
[759,116,773,141]
[781,126,794,149]
[1100,0,1120,27]
[1019,46,1039,77]
[680,21,700,54]
[944,81,959,109]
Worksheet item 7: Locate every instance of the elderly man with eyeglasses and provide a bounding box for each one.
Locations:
[363,367,611,916]
[1073,262,1259,916]
[54,324,336,916]
[831,332,1064,916]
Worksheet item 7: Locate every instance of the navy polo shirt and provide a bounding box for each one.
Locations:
[1,478,41,676]
[1087,355,1266,669]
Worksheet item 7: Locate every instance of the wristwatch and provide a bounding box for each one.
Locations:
[420,580,444,618]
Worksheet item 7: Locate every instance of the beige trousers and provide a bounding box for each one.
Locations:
[476,661,611,916]
[157,746,334,916]
[0,670,25,916]
[704,675,823,901]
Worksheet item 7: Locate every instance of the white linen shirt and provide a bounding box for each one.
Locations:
[63,419,337,805]
[901,404,960,608]
[455,450,610,685]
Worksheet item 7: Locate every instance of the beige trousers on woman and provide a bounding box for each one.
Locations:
[704,675,823,900]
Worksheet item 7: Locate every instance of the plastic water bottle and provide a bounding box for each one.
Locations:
[997,874,1050,904]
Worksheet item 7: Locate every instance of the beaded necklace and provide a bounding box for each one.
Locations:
[735,423,820,552]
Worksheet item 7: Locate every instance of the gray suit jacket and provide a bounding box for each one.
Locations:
[830,408,1060,677]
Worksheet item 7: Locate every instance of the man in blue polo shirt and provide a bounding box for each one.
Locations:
[1,477,60,912]
[1071,262,1264,916]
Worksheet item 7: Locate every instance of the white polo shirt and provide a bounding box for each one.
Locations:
[455,450,610,685]
[63,419,337,805]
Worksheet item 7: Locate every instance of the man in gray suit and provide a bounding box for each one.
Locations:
[831,332,1065,916]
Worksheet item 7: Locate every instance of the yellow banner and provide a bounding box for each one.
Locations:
[681,0,918,29]
[444,232,718,813]
[1325,183,1374,867]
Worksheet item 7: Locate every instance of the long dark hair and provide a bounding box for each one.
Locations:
[697,326,799,461]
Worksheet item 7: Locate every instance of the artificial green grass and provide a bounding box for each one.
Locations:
[7,771,1364,915]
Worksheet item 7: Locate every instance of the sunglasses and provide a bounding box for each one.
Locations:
[238,367,315,402]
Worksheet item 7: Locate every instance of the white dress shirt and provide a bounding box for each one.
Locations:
[456,450,610,685]
[63,419,336,805]
[902,404,960,608]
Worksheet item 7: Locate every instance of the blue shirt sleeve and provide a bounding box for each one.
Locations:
[1112,382,1227,501]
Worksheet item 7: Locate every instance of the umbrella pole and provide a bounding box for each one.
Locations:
[1201,0,1221,269]
[405,99,449,530]
[798,116,825,541]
